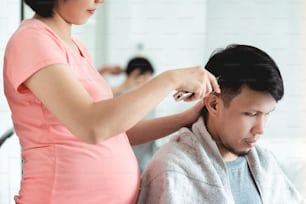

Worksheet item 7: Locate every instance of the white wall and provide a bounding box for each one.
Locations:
[103,0,207,115]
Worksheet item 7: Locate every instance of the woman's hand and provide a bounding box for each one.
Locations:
[168,66,220,101]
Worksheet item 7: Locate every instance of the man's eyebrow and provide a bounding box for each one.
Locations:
[250,108,276,114]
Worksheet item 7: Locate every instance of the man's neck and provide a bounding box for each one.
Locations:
[205,118,238,162]
[217,144,238,162]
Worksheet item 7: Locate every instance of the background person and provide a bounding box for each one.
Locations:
[100,57,157,173]
[97,65,123,76]
[112,56,155,96]
[115,56,156,173]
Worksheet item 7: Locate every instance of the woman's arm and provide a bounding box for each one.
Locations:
[25,64,218,144]
[127,100,204,145]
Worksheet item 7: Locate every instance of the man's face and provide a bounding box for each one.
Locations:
[209,86,276,161]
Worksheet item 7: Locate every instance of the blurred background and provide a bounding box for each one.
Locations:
[1,0,305,203]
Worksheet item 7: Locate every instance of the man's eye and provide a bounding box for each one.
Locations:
[265,112,271,116]
[245,112,257,117]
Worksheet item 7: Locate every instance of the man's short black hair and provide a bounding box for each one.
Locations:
[205,44,284,105]
[125,57,154,76]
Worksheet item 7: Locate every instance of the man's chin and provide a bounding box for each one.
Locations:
[219,143,252,157]
[235,149,251,157]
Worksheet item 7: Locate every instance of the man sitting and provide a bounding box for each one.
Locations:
[138,44,305,204]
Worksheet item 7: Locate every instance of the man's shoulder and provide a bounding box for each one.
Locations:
[151,131,199,167]
[248,144,281,170]
[142,128,208,182]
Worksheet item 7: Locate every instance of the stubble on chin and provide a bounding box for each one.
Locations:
[218,141,251,157]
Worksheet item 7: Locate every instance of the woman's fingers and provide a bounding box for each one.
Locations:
[172,66,221,102]
[182,68,221,101]
[207,71,221,94]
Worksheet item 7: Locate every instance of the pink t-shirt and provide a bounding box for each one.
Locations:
[3,19,140,204]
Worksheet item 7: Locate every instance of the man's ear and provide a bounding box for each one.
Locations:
[204,94,220,116]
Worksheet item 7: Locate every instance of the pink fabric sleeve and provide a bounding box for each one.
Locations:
[4,25,68,92]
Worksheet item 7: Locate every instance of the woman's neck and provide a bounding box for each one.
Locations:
[33,13,82,56]
[34,13,72,42]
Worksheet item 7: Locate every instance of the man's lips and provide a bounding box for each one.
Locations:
[88,9,96,14]
[245,139,257,147]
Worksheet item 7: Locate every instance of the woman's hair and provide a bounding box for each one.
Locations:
[24,0,55,18]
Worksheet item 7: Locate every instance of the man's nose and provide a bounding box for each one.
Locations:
[252,115,265,135]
